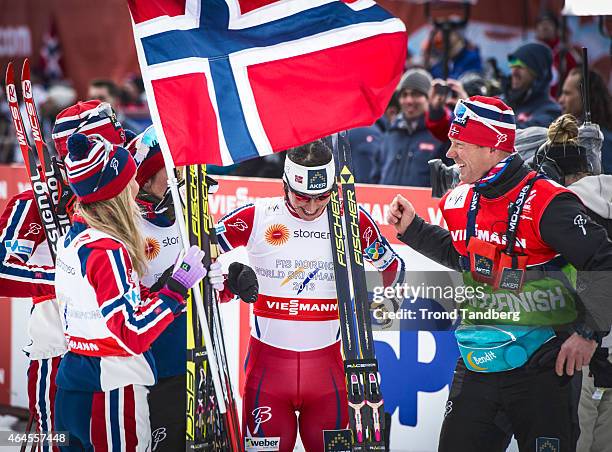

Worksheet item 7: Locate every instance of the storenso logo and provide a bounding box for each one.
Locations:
[244,437,280,451]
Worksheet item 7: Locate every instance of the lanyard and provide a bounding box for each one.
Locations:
[465,190,481,245]
[465,175,543,253]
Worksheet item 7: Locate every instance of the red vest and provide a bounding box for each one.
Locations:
[441,172,574,266]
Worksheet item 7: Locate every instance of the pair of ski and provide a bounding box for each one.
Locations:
[4,59,74,260]
[184,164,241,451]
[327,132,386,451]
[5,60,74,451]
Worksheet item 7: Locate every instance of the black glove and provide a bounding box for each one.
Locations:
[227,262,258,303]
[150,264,175,293]
[590,347,612,388]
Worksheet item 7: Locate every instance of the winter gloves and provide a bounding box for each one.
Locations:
[166,245,207,297]
[227,262,259,303]
[154,247,259,304]
[208,261,225,291]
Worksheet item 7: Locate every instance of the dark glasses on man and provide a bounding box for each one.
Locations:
[289,186,333,202]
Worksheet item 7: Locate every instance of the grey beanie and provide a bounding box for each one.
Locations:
[397,68,432,97]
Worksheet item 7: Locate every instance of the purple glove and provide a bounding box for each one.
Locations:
[167,246,207,296]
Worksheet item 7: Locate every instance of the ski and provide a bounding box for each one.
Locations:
[198,165,241,451]
[5,61,61,260]
[185,164,240,451]
[21,59,74,233]
[328,132,386,451]
[327,169,367,450]
[185,164,216,450]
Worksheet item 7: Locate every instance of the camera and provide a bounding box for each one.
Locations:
[428,159,460,198]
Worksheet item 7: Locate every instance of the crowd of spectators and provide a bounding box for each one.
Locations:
[0,10,611,452]
[0,11,610,185]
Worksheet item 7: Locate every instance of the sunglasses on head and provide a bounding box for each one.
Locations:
[74,102,116,135]
[453,100,507,139]
[289,186,333,202]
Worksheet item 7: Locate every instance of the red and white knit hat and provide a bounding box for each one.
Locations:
[448,96,516,152]
[126,126,165,187]
[65,133,136,204]
[52,100,125,157]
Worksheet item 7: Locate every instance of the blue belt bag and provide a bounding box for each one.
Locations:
[456,325,556,372]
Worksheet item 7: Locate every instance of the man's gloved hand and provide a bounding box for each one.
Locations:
[227,262,258,303]
[208,261,225,291]
[590,347,612,388]
[371,297,401,330]
[166,246,207,298]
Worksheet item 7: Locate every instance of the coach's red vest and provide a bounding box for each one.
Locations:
[440,172,578,326]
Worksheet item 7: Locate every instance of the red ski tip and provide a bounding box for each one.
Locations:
[5,62,17,103]
[22,58,30,81]
[5,61,14,85]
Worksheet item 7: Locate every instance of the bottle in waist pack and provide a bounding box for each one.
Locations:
[456,324,556,373]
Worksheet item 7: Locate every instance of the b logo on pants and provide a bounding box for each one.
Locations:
[253,406,273,434]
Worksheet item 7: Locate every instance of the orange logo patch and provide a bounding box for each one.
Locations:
[144,237,161,260]
[265,224,290,246]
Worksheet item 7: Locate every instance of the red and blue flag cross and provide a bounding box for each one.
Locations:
[131,0,404,165]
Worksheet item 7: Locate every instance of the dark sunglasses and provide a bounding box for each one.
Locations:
[74,102,116,135]
[289,186,333,202]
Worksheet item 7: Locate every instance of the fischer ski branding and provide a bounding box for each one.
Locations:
[199,165,241,451]
[326,132,386,451]
[185,165,240,451]
[185,164,213,449]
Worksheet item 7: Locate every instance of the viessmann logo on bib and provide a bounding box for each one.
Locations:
[255,295,339,321]
[255,295,338,320]
[266,298,338,316]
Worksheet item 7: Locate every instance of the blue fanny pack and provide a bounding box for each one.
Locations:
[456,325,556,373]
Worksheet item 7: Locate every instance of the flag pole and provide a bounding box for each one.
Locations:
[159,149,227,415]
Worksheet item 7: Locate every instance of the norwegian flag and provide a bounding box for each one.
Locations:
[127,0,406,166]
[40,19,64,81]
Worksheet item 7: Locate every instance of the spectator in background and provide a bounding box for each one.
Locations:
[88,79,145,133]
[0,99,14,163]
[532,114,612,452]
[120,74,146,108]
[504,42,562,128]
[228,153,284,178]
[40,83,77,156]
[535,10,577,97]
[375,91,400,134]
[424,78,467,143]
[371,68,446,187]
[559,67,612,175]
[427,28,482,80]
[347,126,382,184]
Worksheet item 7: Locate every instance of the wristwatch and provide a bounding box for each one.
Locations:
[573,323,597,341]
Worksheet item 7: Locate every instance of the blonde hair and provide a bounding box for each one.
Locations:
[78,186,148,276]
[547,113,580,146]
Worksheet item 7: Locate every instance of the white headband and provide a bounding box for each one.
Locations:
[284,156,336,195]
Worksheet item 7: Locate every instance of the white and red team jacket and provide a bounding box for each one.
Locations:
[54,217,185,392]
[217,197,405,351]
[0,190,66,360]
